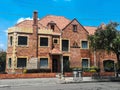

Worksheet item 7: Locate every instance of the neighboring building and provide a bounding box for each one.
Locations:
[6,11,117,74]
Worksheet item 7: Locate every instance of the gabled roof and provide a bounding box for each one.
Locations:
[16,15,71,30]
[39,15,71,30]
[15,15,98,35]
[62,18,89,34]
[84,26,97,35]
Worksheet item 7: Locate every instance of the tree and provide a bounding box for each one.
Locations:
[88,22,120,74]
[0,50,6,72]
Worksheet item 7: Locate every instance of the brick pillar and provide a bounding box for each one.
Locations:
[12,31,17,73]
[32,11,38,57]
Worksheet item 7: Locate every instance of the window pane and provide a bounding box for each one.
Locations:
[51,25,55,31]
[10,36,13,46]
[17,58,27,68]
[82,59,88,68]
[62,40,69,51]
[8,58,12,68]
[54,39,58,44]
[40,37,48,46]
[40,58,48,68]
[73,25,77,32]
[18,36,27,45]
[63,56,70,72]
[82,41,88,49]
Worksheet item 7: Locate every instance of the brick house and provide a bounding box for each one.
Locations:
[6,11,117,74]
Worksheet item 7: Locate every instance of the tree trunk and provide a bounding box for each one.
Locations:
[116,53,120,77]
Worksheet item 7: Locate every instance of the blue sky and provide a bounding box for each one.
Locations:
[0,0,120,50]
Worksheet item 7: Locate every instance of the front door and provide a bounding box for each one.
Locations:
[52,59,58,72]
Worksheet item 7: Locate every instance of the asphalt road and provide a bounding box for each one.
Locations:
[0,80,120,90]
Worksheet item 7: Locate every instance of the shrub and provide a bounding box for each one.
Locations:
[90,69,96,73]
[23,69,27,73]
[90,66,100,73]
[26,69,51,73]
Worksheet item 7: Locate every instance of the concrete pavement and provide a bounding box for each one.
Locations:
[0,76,119,88]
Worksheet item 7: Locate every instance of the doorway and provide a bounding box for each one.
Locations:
[52,59,58,72]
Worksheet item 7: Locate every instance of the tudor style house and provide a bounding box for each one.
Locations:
[6,11,117,74]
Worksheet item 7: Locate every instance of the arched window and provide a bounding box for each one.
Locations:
[103,60,114,72]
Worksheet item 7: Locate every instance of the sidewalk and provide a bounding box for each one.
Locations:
[0,77,119,87]
[58,77,119,84]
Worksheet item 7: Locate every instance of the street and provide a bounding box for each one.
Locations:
[0,78,120,90]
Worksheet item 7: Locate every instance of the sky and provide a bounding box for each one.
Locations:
[0,0,120,50]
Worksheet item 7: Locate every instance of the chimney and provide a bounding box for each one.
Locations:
[32,11,38,58]
[33,11,38,26]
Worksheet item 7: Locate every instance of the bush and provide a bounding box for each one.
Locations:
[90,66,100,73]
[90,69,96,73]
[26,69,51,73]
[23,69,27,73]
[82,68,90,72]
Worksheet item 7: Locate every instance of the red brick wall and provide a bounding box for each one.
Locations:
[0,72,115,79]
[62,19,90,68]
[0,73,56,79]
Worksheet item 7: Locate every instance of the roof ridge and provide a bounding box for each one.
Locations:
[39,14,71,21]
[15,20,33,26]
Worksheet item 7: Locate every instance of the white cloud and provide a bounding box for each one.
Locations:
[16,17,33,24]
[3,30,8,36]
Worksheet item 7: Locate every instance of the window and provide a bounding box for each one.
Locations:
[103,60,114,72]
[82,59,89,68]
[53,39,58,44]
[62,40,69,51]
[73,25,77,32]
[40,37,48,46]
[17,58,27,68]
[63,56,70,72]
[51,25,55,31]
[10,36,13,46]
[18,36,27,45]
[81,41,88,49]
[40,58,48,68]
[8,58,12,68]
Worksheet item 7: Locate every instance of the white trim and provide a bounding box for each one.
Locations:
[17,35,29,47]
[80,40,89,49]
[81,58,90,68]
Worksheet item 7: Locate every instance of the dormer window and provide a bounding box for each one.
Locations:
[73,25,77,32]
[48,21,56,31]
[51,25,55,31]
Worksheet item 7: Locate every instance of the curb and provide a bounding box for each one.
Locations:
[0,85,10,88]
[59,79,120,84]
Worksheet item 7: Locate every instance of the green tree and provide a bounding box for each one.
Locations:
[0,50,6,72]
[88,22,120,75]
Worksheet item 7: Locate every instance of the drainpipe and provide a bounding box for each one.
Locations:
[60,31,63,75]
[94,50,97,66]
[60,55,63,75]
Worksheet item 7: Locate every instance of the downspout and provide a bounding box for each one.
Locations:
[60,31,63,75]
[94,50,97,66]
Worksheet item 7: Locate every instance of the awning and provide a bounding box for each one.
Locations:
[50,48,62,55]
